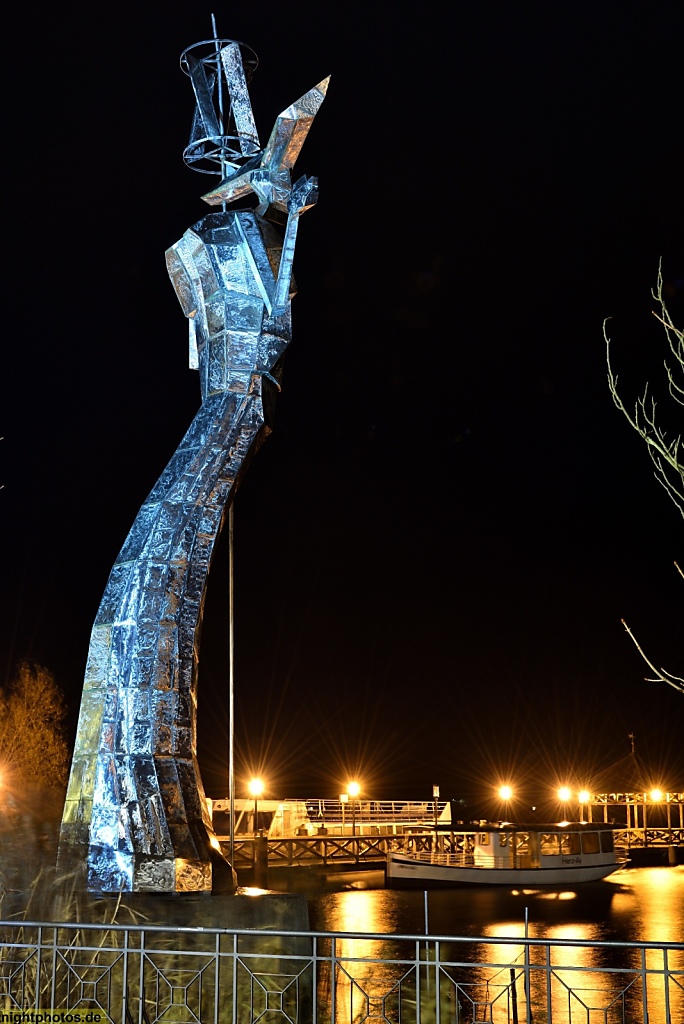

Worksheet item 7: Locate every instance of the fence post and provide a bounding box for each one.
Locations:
[524,908,533,1024]
[510,967,518,1024]
[331,936,337,1024]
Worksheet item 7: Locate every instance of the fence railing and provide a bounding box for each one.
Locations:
[1,919,681,1023]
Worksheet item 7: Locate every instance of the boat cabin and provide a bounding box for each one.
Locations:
[473,823,617,869]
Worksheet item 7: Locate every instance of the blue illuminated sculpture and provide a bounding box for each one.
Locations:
[59,35,328,893]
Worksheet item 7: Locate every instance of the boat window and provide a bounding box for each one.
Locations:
[581,832,600,854]
[540,833,560,856]
[560,832,581,855]
[499,834,508,847]
[600,831,614,853]
[478,833,490,845]
[515,832,530,854]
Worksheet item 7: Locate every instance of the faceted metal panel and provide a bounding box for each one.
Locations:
[58,34,328,893]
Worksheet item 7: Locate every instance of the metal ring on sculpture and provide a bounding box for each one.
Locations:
[179,39,259,79]
[182,134,261,174]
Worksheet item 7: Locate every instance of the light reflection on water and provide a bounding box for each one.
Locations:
[309,867,684,1023]
[310,867,684,943]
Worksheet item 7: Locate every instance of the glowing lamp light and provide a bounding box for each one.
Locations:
[498,785,513,801]
[557,786,571,803]
[649,789,663,803]
[578,790,590,804]
[248,777,264,798]
[248,778,265,838]
[347,780,361,798]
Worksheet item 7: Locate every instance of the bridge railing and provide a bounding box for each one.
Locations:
[1,919,681,1023]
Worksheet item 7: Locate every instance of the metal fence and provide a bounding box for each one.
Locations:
[1,919,682,1023]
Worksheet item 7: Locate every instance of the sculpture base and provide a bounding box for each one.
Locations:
[57,842,237,895]
[51,881,309,933]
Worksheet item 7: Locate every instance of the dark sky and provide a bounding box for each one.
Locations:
[2,3,682,809]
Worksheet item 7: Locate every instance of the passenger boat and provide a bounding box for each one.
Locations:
[386,822,626,887]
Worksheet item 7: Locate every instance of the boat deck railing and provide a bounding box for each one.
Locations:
[393,849,477,867]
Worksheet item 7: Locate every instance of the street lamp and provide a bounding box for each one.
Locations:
[339,793,348,833]
[347,780,360,836]
[645,788,663,837]
[578,790,590,823]
[248,777,264,837]
[498,785,513,821]
[558,786,571,821]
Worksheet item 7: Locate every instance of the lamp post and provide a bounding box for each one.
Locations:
[558,786,571,822]
[578,790,591,823]
[347,781,360,837]
[498,785,513,822]
[248,777,264,837]
[646,789,662,846]
[339,793,348,834]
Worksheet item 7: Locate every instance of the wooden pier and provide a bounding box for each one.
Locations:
[221,826,684,877]
[213,788,684,876]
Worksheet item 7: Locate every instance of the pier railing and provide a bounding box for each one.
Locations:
[223,827,683,872]
[1,919,681,1023]
[613,826,684,849]
[225,834,402,870]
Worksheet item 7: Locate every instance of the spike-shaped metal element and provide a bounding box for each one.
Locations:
[59,33,326,894]
[221,43,260,156]
[261,77,330,172]
[187,54,221,140]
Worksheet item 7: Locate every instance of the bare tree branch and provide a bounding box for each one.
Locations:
[606,266,682,697]
[605,261,684,518]
[621,617,684,695]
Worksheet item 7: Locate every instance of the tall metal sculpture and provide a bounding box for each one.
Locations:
[59,33,328,893]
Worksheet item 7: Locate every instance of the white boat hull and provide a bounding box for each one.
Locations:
[387,851,621,887]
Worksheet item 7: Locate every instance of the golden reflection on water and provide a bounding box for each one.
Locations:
[620,865,684,943]
[322,893,401,970]
[613,867,684,1023]
[323,888,398,938]
[310,870,684,1023]
[321,891,413,1024]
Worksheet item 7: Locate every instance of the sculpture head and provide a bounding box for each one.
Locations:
[180,38,261,176]
[180,34,329,216]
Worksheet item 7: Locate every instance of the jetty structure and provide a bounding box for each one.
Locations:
[58,28,328,894]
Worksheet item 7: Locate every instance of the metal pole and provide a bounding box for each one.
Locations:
[229,504,235,869]
[524,906,532,1024]
[210,13,227,192]
[643,795,649,846]
[510,968,519,1024]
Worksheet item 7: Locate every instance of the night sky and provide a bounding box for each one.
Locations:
[2,3,682,812]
